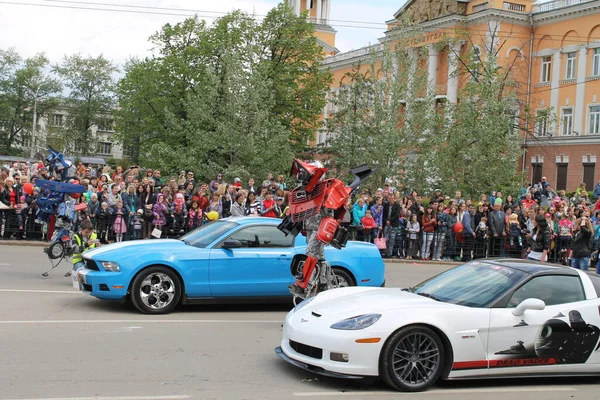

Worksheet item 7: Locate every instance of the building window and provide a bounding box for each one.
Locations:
[51,114,65,127]
[541,56,551,83]
[561,107,573,136]
[556,164,568,191]
[96,142,112,155]
[590,106,600,135]
[531,163,543,185]
[97,120,114,132]
[565,52,576,80]
[535,109,549,136]
[593,48,600,77]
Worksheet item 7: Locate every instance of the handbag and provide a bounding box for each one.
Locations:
[374,232,387,250]
[151,227,162,238]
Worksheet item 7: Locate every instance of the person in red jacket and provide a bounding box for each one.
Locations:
[420,205,437,260]
[260,192,277,218]
[361,209,377,243]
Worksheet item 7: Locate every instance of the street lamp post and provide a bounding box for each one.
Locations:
[30,87,40,159]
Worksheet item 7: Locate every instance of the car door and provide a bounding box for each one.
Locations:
[209,224,296,297]
[487,274,600,376]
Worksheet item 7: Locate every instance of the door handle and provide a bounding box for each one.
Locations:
[278,255,291,260]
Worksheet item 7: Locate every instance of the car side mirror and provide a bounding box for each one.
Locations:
[511,298,546,316]
[222,240,242,249]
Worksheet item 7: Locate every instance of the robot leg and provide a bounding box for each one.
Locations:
[295,255,318,289]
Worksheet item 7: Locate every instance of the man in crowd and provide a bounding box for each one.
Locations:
[382,196,401,258]
[462,204,476,261]
[489,201,507,256]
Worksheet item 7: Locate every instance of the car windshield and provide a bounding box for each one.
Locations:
[410,262,528,308]
[179,221,238,248]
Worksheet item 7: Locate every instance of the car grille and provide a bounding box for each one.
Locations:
[289,340,323,359]
[85,259,99,271]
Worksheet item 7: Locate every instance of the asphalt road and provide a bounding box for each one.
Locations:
[1,245,599,400]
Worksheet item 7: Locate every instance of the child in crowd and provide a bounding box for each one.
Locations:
[132,209,143,240]
[508,213,522,247]
[15,195,28,230]
[96,202,110,244]
[406,214,420,260]
[475,216,489,258]
[360,209,377,243]
[113,199,128,243]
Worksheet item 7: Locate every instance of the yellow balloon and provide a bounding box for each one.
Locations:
[206,211,219,221]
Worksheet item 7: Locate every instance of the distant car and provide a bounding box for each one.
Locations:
[276,259,600,392]
[76,217,385,314]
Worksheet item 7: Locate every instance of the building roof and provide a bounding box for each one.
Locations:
[65,156,107,165]
[0,155,37,163]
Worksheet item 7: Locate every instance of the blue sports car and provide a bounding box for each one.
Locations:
[77,217,386,314]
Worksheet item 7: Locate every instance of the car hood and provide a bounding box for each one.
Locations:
[84,239,186,260]
[305,287,460,319]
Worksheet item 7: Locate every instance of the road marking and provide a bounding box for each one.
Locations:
[0,263,10,266]
[0,319,282,324]
[293,386,577,396]
[2,396,191,400]
[0,289,83,294]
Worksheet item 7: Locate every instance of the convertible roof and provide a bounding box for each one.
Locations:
[478,258,579,276]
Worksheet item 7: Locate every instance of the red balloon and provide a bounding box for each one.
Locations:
[453,222,464,233]
[23,182,34,195]
[70,192,81,199]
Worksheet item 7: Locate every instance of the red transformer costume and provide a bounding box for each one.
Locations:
[278,159,373,304]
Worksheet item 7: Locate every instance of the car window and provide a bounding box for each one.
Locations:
[179,221,238,248]
[507,275,585,307]
[588,274,600,298]
[221,225,294,248]
[411,262,528,308]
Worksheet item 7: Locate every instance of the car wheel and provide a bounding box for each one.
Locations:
[332,268,355,287]
[130,266,182,314]
[380,325,444,392]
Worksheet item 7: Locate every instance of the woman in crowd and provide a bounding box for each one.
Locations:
[420,205,436,261]
[231,193,246,217]
[526,214,551,262]
[188,199,203,229]
[351,198,368,241]
[207,191,223,218]
[569,214,594,270]
[245,192,260,216]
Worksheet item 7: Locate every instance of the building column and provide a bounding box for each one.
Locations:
[295,0,301,16]
[323,0,330,23]
[549,51,561,134]
[447,42,461,103]
[427,44,439,97]
[574,47,588,135]
[316,0,322,23]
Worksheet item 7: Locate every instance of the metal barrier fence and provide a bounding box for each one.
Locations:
[0,209,204,242]
[350,225,574,265]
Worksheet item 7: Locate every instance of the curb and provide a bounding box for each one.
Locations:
[0,240,48,247]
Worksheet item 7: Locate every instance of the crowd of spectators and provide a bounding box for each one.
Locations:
[2,160,600,274]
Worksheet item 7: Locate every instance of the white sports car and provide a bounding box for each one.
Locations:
[275,259,600,392]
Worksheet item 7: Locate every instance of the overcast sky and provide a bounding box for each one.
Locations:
[0,0,401,67]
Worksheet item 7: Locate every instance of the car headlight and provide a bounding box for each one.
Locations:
[293,296,315,313]
[100,261,120,272]
[330,314,381,330]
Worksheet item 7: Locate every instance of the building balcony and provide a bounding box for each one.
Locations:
[503,2,527,12]
[532,0,594,13]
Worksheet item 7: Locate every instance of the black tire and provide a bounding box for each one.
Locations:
[47,241,65,260]
[130,266,182,314]
[380,325,444,392]
[332,268,355,287]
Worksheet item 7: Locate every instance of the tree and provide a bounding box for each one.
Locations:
[53,54,118,155]
[0,50,61,155]
[116,5,330,178]
[324,41,437,190]
[431,31,527,197]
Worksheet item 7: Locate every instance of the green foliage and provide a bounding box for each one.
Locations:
[115,4,330,181]
[53,54,118,155]
[0,49,61,155]
[431,42,525,198]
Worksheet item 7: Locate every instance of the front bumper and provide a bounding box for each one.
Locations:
[77,267,128,301]
[279,310,382,377]
[275,346,364,379]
